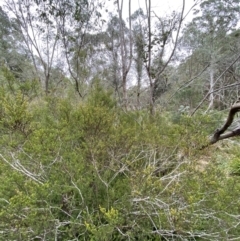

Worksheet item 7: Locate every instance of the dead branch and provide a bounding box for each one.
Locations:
[210,102,240,144]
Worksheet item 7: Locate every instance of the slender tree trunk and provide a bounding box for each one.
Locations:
[149,81,155,115]
[45,74,49,94]
[122,74,128,107]
[117,0,132,109]
[145,0,154,114]
[208,65,214,110]
[137,76,141,109]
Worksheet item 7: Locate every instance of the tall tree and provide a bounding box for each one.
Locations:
[54,0,103,97]
[131,8,146,109]
[116,0,133,108]
[180,0,240,111]
[5,0,60,94]
[105,15,124,99]
[4,0,103,96]
[144,0,186,114]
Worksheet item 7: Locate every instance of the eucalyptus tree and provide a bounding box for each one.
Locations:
[4,0,104,96]
[143,0,186,114]
[104,15,124,98]
[115,0,133,107]
[4,0,61,94]
[52,0,104,97]
[131,8,146,109]
[112,0,189,112]
[180,0,240,111]
[0,6,38,97]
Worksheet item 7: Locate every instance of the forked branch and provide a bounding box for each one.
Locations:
[210,102,240,144]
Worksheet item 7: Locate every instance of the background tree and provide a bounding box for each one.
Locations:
[104,15,124,100]
[5,0,61,94]
[54,0,103,97]
[131,8,146,109]
[143,0,186,114]
[179,0,240,111]
[116,0,133,108]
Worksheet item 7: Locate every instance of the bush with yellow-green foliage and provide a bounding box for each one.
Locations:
[0,81,240,240]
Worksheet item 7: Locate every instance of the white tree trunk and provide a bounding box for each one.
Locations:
[208,66,214,110]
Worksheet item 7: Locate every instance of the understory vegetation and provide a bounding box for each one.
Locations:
[0,77,240,240]
[1,0,240,239]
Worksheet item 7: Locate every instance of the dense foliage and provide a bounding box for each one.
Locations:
[1,0,240,240]
[0,74,240,240]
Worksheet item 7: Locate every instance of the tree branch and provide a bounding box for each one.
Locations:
[191,52,240,116]
[210,102,240,144]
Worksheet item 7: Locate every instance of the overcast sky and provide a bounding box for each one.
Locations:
[115,0,195,19]
[0,0,196,25]
[0,0,195,15]
[129,0,194,14]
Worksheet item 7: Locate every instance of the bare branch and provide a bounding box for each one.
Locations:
[191,53,240,116]
[156,0,185,77]
[210,102,240,144]
[167,63,210,102]
[0,153,44,184]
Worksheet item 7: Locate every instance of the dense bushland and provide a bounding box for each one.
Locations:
[0,80,240,240]
[1,0,240,239]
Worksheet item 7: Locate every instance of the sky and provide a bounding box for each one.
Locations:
[109,0,196,23]
[128,0,194,14]
[0,0,195,18]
